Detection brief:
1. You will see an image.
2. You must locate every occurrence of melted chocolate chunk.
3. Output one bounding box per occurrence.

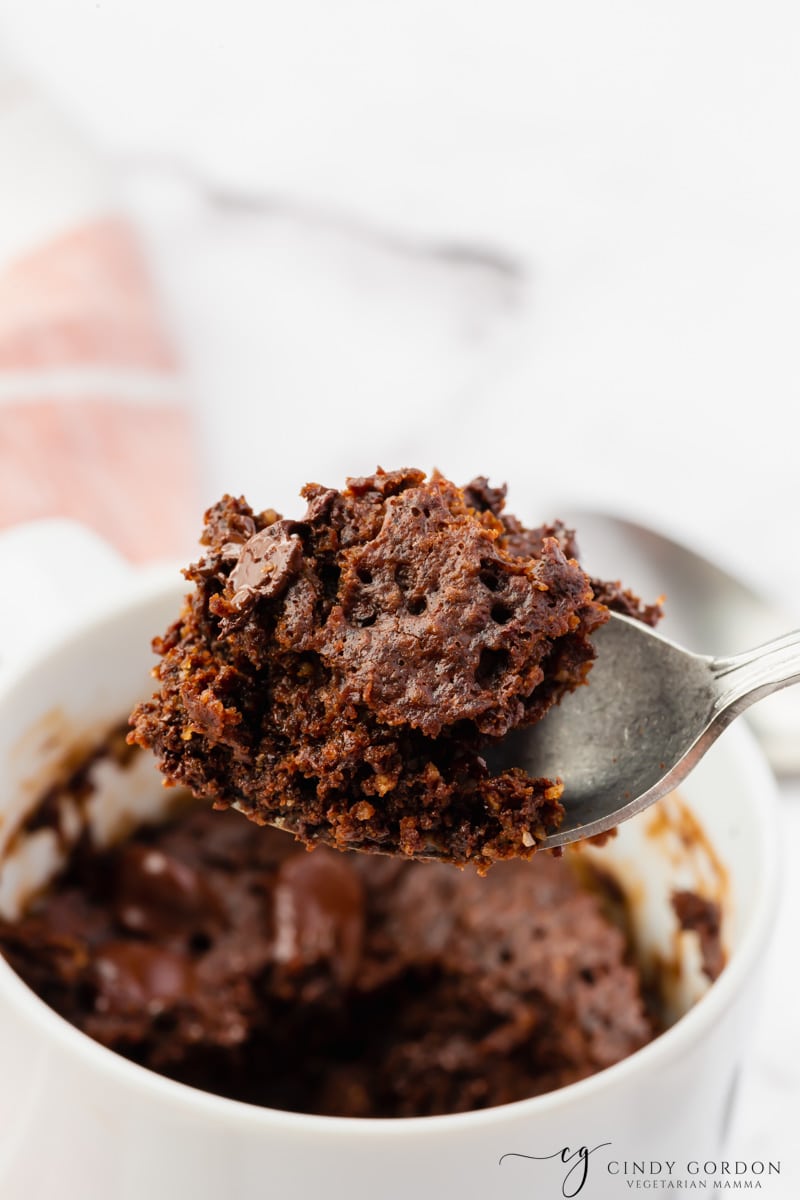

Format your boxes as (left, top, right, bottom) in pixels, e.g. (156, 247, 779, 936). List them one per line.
(92, 941, 197, 1012)
(273, 851, 365, 987)
(113, 843, 222, 938)
(228, 522, 304, 613)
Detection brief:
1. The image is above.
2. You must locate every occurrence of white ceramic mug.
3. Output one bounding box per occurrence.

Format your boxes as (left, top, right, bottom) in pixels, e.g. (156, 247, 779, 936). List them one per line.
(0, 522, 780, 1200)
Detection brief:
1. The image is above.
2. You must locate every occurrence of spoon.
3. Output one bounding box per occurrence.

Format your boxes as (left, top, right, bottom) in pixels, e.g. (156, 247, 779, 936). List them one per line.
(560, 508, 800, 775)
(491, 612, 800, 850)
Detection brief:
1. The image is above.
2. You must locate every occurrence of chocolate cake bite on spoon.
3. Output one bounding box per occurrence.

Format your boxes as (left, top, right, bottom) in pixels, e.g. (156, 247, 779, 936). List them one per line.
(130, 468, 661, 868)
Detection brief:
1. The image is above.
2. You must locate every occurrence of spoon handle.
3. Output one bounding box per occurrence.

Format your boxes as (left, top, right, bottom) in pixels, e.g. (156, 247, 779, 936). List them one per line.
(711, 628, 800, 717)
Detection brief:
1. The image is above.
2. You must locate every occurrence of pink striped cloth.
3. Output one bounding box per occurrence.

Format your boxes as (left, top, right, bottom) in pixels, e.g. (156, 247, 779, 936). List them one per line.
(0, 75, 197, 563)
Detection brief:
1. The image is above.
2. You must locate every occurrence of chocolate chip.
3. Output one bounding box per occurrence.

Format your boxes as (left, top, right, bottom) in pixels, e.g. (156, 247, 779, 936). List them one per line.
(93, 942, 196, 1012)
(114, 844, 222, 938)
(273, 850, 365, 986)
(228, 522, 303, 612)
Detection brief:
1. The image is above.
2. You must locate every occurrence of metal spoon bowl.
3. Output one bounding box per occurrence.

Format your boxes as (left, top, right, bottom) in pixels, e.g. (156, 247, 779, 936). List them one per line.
(560, 508, 800, 775)
(489, 612, 800, 850)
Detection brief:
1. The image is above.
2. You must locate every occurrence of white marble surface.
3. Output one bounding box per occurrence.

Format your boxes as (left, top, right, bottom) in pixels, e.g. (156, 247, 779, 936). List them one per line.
(1, 2, 799, 1189)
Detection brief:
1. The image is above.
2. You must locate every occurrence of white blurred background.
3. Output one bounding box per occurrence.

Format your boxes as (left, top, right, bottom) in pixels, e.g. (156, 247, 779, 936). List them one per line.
(2, 1, 799, 595)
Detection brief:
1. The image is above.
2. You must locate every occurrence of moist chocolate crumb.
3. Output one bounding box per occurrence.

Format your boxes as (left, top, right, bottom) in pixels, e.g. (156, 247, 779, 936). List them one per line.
(130, 469, 658, 869)
(0, 802, 654, 1116)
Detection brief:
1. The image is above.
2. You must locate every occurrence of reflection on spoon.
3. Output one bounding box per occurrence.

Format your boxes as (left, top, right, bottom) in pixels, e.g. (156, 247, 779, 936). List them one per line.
(488, 613, 800, 849)
(560, 509, 800, 776)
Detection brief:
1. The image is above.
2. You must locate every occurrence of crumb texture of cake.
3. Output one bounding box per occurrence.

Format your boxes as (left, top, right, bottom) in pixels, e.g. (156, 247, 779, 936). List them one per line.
(130, 468, 657, 868)
(0, 806, 654, 1117)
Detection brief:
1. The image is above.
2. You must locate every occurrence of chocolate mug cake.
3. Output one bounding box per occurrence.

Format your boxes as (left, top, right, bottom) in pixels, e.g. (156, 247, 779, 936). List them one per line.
(0, 739, 655, 1118)
(0, 471, 673, 1118)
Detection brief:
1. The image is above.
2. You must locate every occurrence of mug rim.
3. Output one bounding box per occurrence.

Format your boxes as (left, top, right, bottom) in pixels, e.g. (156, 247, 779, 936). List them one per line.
(0, 574, 782, 1141)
